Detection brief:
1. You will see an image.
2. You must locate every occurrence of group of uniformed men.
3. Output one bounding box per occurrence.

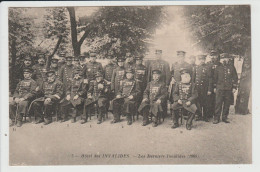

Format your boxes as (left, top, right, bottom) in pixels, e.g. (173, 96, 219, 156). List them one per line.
(9, 49, 238, 130)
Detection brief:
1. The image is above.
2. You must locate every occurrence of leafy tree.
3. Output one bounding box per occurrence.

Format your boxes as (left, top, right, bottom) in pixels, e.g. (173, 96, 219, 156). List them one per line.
(68, 6, 165, 58)
(183, 5, 251, 114)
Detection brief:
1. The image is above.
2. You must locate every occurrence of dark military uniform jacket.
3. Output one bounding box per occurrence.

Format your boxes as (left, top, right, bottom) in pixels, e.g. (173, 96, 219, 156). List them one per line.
(35, 79, 63, 102)
(192, 63, 213, 93)
(62, 78, 87, 107)
(13, 79, 37, 100)
(111, 66, 126, 94)
(88, 80, 110, 99)
(118, 78, 141, 101)
(82, 61, 103, 82)
(171, 61, 192, 82)
(172, 81, 198, 113)
(104, 63, 117, 82)
(32, 64, 47, 83)
(124, 62, 135, 70)
(134, 64, 147, 92)
(50, 66, 61, 81)
(59, 64, 74, 90)
(138, 80, 167, 114)
(147, 59, 171, 86)
(214, 64, 238, 91)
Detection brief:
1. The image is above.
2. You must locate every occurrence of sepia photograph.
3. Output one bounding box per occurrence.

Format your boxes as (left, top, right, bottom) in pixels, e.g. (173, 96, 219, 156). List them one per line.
(0, 1, 256, 168)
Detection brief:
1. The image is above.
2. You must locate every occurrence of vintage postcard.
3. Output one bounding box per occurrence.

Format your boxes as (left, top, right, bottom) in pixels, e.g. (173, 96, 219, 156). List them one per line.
(0, 0, 259, 172)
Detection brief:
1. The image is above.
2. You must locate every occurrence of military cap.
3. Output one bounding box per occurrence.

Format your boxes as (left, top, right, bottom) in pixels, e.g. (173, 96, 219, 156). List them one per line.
(89, 51, 97, 57)
(220, 53, 230, 59)
(73, 68, 82, 75)
(155, 49, 162, 54)
(45, 70, 56, 76)
(117, 57, 125, 62)
(23, 55, 32, 61)
(37, 53, 45, 59)
(126, 52, 131, 57)
(51, 57, 59, 63)
(66, 56, 73, 60)
(23, 68, 33, 73)
(197, 54, 207, 60)
(136, 55, 144, 60)
(152, 69, 162, 75)
(177, 50, 186, 55)
(125, 68, 134, 74)
(79, 55, 86, 60)
(73, 56, 80, 61)
(210, 49, 218, 56)
(180, 68, 191, 75)
(95, 71, 103, 78)
(59, 52, 66, 57)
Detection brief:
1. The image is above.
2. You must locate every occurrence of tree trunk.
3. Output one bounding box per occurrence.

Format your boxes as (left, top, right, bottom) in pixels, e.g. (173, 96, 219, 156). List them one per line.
(45, 35, 63, 70)
(235, 50, 251, 115)
(67, 7, 80, 57)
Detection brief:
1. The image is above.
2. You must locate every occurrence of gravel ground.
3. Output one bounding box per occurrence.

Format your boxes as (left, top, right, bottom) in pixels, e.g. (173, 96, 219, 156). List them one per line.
(9, 106, 251, 165)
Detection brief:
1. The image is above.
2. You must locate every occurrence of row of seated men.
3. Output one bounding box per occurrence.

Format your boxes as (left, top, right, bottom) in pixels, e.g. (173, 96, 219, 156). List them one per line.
(9, 49, 238, 130)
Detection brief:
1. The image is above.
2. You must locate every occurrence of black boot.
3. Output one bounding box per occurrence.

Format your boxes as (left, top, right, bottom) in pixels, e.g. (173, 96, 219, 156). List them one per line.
(171, 123, 179, 129)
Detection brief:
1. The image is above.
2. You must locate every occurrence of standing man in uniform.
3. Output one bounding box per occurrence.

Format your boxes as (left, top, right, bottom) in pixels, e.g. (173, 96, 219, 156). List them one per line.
(213, 53, 238, 124)
(147, 49, 171, 86)
(207, 49, 221, 118)
(30, 70, 63, 125)
(134, 55, 148, 92)
(82, 51, 103, 84)
(110, 68, 141, 125)
(9, 68, 37, 127)
(138, 69, 168, 127)
(49, 57, 60, 80)
(59, 56, 74, 94)
(58, 52, 66, 69)
(104, 54, 117, 83)
(124, 52, 135, 70)
(193, 55, 213, 122)
(79, 54, 87, 72)
(32, 53, 47, 86)
(111, 57, 126, 95)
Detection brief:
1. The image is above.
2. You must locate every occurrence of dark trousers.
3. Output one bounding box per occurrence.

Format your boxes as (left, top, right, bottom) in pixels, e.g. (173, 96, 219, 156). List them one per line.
(173, 109, 195, 125)
(9, 101, 29, 121)
(208, 92, 216, 118)
(60, 103, 83, 119)
(31, 101, 56, 121)
(112, 98, 136, 122)
(214, 90, 232, 121)
(196, 90, 210, 120)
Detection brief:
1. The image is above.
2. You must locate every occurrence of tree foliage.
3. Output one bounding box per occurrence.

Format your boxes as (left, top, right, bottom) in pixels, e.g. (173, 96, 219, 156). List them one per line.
(80, 6, 166, 58)
(9, 8, 35, 65)
(183, 5, 251, 57)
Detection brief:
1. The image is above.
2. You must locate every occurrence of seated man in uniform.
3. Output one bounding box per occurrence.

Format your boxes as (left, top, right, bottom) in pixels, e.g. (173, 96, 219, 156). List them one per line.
(30, 70, 63, 125)
(110, 68, 141, 125)
(138, 69, 167, 127)
(60, 69, 87, 123)
(84, 72, 110, 124)
(171, 68, 198, 130)
(9, 68, 37, 127)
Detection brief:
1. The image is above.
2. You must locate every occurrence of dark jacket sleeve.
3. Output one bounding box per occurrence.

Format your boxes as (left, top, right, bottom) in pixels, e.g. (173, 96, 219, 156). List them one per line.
(207, 65, 213, 92)
(111, 68, 116, 91)
(188, 83, 198, 103)
(213, 66, 219, 89)
(158, 83, 168, 101)
(132, 81, 141, 100)
(165, 62, 171, 86)
(87, 81, 94, 96)
(232, 65, 238, 89)
(55, 81, 64, 99)
(173, 82, 180, 102)
(66, 80, 72, 96)
(78, 81, 88, 97)
(143, 82, 150, 100)
(13, 81, 21, 98)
